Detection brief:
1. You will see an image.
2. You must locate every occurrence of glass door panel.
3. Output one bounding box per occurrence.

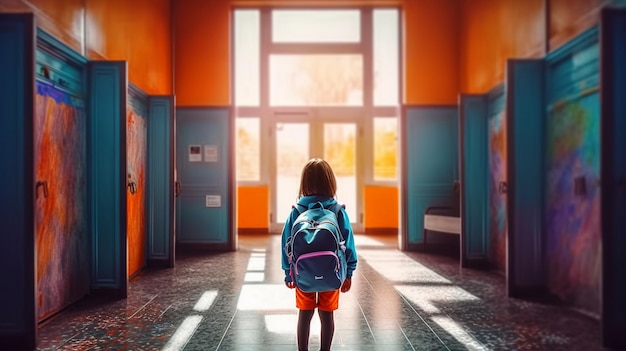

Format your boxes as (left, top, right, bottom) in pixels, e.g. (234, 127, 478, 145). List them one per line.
(323, 123, 357, 221)
(275, 122, 310, 227)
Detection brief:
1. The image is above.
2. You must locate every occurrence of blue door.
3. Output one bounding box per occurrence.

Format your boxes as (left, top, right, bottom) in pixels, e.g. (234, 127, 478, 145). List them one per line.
(176, 108, 234, 249)
(402, 106, 459, 250)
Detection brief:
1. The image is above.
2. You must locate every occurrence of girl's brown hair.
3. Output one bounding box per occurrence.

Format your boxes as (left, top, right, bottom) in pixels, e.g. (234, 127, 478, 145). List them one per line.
(298, 158, 337, 198)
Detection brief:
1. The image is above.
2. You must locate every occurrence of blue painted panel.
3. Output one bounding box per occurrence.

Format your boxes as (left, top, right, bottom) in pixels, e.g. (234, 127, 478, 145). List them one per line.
(89, 61, 127, 295)
(459, 95, 489, 266)
(506, 60, 546, 296)
(486, 84, 508, 272)
(0, 13, 36, 349)
(600, 7, 626, 347)
(544, 26, 601, 314)
(404, 106, 459, 247)
(176, 108, 231, 245)
(147, 96, 174, 264)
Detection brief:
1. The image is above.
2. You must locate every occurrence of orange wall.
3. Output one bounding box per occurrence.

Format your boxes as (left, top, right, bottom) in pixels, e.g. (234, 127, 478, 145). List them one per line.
(459, 0, 545, 94)
(0, 0, 172, 95)
(174, 0, 231, 106)
(364, 186, 398, 229)
(549, 0, 606, 51)
(85, 0, 172, 94)
(459, 0, 609, 94)
(237, 185, 398, 231)
(403, 0, 460, 105)
(237, 186, 268, 229)
(174, 0, 460, 106)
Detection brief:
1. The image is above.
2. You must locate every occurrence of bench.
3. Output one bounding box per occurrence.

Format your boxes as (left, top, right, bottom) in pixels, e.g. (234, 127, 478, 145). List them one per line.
(423, 206, 461, 248)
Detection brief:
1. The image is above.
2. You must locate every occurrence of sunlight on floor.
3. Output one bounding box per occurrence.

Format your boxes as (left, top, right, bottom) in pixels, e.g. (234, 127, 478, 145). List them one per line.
(163, 290, 219, 351)
(161, 315, 203, 351)
(193, 290, 218, 312)
(359, 245, 486, 351)
(237, 284, 295, 311)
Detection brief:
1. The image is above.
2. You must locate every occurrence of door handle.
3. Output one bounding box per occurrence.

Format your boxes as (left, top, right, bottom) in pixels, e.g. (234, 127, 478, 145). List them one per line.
(36, 180, 49, 199)
(175, 181, 181, 197)
(127, 174, 137, 195)
(498, 181, 507, 194)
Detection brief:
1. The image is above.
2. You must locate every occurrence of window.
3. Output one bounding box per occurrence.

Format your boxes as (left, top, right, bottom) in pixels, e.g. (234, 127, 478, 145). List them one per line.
(272, 10, 361, 43)
(373, 117, 397, 180)
(236, 118, 260, 181)
(270, 54, 363, 106)
(373, 9, 399, 106)
(235, 10, 260, 106)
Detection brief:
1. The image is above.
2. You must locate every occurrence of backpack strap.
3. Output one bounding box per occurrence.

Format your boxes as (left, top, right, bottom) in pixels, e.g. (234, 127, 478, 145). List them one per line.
(292, 203, 307, 215)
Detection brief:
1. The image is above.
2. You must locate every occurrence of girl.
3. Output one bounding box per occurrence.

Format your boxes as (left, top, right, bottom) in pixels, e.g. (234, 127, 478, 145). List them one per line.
(281, 158, 358, 351)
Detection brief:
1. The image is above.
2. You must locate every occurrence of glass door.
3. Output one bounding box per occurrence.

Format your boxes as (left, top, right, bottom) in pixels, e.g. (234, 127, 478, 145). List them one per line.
(271, 115, 362, 233)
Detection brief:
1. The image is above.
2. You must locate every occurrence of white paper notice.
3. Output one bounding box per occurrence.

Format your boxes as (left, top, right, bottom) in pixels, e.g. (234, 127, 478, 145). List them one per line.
(205, 195, 221, 207)
(204, 145, 218, 162)
(189, 145, 202, 162)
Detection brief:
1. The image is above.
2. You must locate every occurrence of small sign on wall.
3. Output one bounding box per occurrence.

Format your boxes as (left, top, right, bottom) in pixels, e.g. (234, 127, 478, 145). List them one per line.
(204, 145, 218, 162)
(205, 195, 221, 207)
(189, 145, 202, 162)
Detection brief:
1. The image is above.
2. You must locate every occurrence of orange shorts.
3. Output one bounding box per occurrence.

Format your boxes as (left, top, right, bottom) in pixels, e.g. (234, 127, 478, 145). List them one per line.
(295, 288, 339, 311)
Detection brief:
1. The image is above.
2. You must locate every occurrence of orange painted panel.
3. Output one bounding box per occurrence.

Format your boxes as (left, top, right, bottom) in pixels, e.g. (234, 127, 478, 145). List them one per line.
(459, 0, 544, 94)
(85, 0, 172, 94)
(0, 0, 83, 53)
(404, 0, 460, 105)
(549, 0, 603, 51)
(174, 0, 231, 106)
(364, 186, 398, 229)
(237, 186, 269, 229)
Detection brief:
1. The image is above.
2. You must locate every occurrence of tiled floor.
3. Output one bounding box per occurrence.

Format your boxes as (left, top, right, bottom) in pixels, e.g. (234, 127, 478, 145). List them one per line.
(35, 234, 606, 350)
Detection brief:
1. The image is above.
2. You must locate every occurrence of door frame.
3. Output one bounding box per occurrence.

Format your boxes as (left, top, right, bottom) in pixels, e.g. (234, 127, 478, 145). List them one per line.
(268, 107, 365, 233)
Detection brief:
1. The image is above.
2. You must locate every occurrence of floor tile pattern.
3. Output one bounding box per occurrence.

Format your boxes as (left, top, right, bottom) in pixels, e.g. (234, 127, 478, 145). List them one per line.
(33, 234, 605, 351)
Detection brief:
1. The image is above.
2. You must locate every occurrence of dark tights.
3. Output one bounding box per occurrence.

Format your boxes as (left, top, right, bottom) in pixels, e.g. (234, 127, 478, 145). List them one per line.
(297, 309, 335, 351)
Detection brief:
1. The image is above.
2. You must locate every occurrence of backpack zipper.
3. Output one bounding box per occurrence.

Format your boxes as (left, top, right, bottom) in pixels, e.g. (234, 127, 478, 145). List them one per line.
(294, 251, 339, 276)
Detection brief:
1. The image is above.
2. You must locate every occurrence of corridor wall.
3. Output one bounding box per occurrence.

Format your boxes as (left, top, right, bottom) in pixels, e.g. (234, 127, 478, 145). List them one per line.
(459, 95, 488, 268)
(486, 85, 507, 274)
(175, 107, 235, 250)
(89, 61, 128, 296)
(544, 27, 601, 317)
(0, 13, 37, 349)
(599, 7, 626, 347)
(402, 106, 459, 251)
(35, 30, 90, 323)
(127, 84, 148, 278)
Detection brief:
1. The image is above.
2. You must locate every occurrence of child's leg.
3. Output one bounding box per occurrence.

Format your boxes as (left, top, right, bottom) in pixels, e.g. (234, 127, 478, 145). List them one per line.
(297, 309, 315, 351)
(318, 310, 335, 351)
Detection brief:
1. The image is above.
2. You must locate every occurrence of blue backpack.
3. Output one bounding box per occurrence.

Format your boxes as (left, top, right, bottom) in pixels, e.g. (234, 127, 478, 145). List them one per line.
(286, 202, 348, 293)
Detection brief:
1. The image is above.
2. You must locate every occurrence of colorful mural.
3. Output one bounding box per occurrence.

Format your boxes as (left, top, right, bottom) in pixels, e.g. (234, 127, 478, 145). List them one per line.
(545, 93, 601, 316)
(127, 104, 147, 278)
(488, 110, 507, 273)
(35, 81, 89, 321)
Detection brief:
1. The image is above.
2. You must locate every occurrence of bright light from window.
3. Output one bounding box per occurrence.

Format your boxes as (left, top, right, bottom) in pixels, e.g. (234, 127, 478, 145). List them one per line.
(264, 314, 298, 334)
(161, 316, 203, 351)
(235, 10, 260, 106)
(374, 9, 399, 106)
(374, 117, 398, 180)
(236, 117, 260, 181)
(193, 291, 218, 312)
(270, 55, 363, 106)
(237, 285, 295, 311)
(272, 10, 360, 43)
(358, 247, 487, 350)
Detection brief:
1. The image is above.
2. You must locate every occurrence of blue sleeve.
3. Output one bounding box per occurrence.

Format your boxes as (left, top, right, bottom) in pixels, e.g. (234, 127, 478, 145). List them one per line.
(281, 209, 297, 280)
(338, 208, 358, 278)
